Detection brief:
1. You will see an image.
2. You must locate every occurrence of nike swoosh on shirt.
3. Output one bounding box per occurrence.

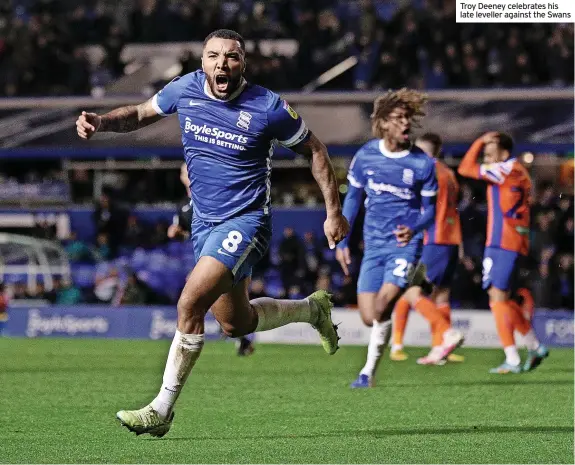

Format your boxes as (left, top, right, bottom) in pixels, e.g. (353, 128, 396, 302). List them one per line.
(189, 100, 203, 106)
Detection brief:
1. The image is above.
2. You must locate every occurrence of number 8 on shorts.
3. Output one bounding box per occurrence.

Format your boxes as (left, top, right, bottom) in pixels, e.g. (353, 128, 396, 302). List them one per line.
(222, 231, 243, 253)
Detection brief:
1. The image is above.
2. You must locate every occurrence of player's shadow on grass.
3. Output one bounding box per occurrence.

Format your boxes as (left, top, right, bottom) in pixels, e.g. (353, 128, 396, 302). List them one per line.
(553, 368, 575, 374)
(393, 379, 573, 387)
(160, 425, 573, 441)
(357, 425, 574, 438)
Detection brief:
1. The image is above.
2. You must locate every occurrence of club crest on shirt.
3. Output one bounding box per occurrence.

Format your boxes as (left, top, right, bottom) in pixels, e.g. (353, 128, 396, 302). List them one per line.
(236, 111, 252, 131)
(283, 100, 298, 120)
(402, 169, 414, 186)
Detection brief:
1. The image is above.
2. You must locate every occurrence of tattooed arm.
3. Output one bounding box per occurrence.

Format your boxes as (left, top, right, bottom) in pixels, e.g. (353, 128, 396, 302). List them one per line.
(292, 131, 349, 248)
(76, 99, 163, 139)
(292, 132, 342, 216)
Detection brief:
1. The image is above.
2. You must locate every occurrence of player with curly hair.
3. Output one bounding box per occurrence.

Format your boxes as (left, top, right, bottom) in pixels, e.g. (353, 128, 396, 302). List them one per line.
(336, 89, 465, 387)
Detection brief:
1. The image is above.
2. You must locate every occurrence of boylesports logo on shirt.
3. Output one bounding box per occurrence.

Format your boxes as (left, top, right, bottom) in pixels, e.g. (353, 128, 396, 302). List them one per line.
(367, 178, 413, 200)
(184, 117, 248, 151)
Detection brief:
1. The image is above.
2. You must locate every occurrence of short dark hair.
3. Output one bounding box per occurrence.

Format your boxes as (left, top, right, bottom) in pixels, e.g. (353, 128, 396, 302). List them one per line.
(418, 132, 442, 152)
(203, 29, 245, 53)
(497, 132, 514, 153)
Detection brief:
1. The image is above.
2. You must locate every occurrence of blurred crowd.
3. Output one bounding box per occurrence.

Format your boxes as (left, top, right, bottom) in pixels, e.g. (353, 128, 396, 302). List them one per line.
(0, 0, 573, 96)
(4, 179, 574, 310)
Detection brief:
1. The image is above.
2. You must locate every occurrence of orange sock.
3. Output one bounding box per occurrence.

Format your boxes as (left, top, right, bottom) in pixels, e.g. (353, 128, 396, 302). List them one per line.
(507, 300, 532, 336)
(430, 303, 452, 347)
(516, 288, 535, 320)
(437, 303, 451, 326)
(392, 297, 410, 347)
(414, 297, 450, 338)
(430, 320, 443, 347)
(490, 301, 516, 347)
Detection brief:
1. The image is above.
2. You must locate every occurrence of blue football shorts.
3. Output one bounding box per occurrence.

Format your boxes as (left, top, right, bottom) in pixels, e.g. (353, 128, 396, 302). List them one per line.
(421, 244, 459, 287)
(357, 242, 422, 293)
(192, 210, 271, 284)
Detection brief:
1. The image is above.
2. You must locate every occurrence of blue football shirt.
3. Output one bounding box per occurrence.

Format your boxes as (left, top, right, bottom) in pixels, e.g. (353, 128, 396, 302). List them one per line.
(344, 139, 438, 248)
(153, 70, 310, 222)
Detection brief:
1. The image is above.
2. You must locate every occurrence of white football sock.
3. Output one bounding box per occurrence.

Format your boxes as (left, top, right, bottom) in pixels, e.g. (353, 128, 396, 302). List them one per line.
(391, 344, 403, 352)
(360, 319, 392, 378)
(522, 329, 540, 351)
(504, 345, 521, 366)
(150, 330, 204, 419)
(252, 297, 317, 332)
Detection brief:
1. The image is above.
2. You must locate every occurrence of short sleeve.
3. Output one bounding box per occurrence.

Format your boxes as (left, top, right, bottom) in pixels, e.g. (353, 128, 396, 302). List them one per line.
(347, 152, 365, 188)
(267, 95, 310, 147)
(151, 77, 184, 116)
(420, 158, 438, 197)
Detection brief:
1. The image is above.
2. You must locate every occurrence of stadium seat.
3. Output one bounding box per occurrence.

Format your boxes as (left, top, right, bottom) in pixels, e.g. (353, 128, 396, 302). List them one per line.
(183, 256, 196, 270)
(264, 268, 280, 280)
(117, 246, 133, 258)
(162, 269, 185, 301)
(322, 248, 336, 262)
(266, 278, 285, 298)
(136, 270, 165, 293)
(269, 245, 280, 266)
(166, 241, 185, 257)
(114, 257, 130, 268)
(130, 248, 148, 269)
(94, 262, 112, 279)
(71, 265, 97, 289)
(331, 272, 345, 288)
(3, 273, 28, 284)
(183, 240, 195, 254)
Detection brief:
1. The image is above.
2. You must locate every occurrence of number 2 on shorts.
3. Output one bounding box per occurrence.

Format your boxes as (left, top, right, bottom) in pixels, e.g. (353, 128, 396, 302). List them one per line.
(393, 258, 412, 278)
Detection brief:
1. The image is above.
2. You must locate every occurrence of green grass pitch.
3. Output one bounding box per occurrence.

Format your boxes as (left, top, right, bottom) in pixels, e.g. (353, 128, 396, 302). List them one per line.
(1, 338, 573, 464)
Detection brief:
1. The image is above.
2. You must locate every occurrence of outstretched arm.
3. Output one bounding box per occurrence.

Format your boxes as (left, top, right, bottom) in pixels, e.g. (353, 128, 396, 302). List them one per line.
(76, 99, 164, 139)
(100, 99, 164, 133)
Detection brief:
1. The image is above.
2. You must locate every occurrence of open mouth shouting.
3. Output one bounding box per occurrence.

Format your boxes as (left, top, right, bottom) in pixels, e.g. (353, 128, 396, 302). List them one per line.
(215, 74, 230, 93)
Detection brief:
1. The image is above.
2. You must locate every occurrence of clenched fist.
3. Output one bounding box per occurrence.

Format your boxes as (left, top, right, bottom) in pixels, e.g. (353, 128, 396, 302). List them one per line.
(324, 212, 350, 250)
(76, 111, 102, 139)
(393, 224, 414, 247)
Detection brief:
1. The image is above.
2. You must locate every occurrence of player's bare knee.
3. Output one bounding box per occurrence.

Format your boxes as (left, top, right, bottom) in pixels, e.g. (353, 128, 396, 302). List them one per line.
(177, 311, 205, 334)
(358, 294, 376, 326)
(374, 294, 393, 322)
(402, 286, 422, 305)
(219, 321, 235, 337)
(176, 292, 194, 316)
(360, 314, 373, 327)
(488, 286, 508, 302)
(176, 294, 207, 333)
(219, 322, 249, 338)
(434, 286, 450, 305)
